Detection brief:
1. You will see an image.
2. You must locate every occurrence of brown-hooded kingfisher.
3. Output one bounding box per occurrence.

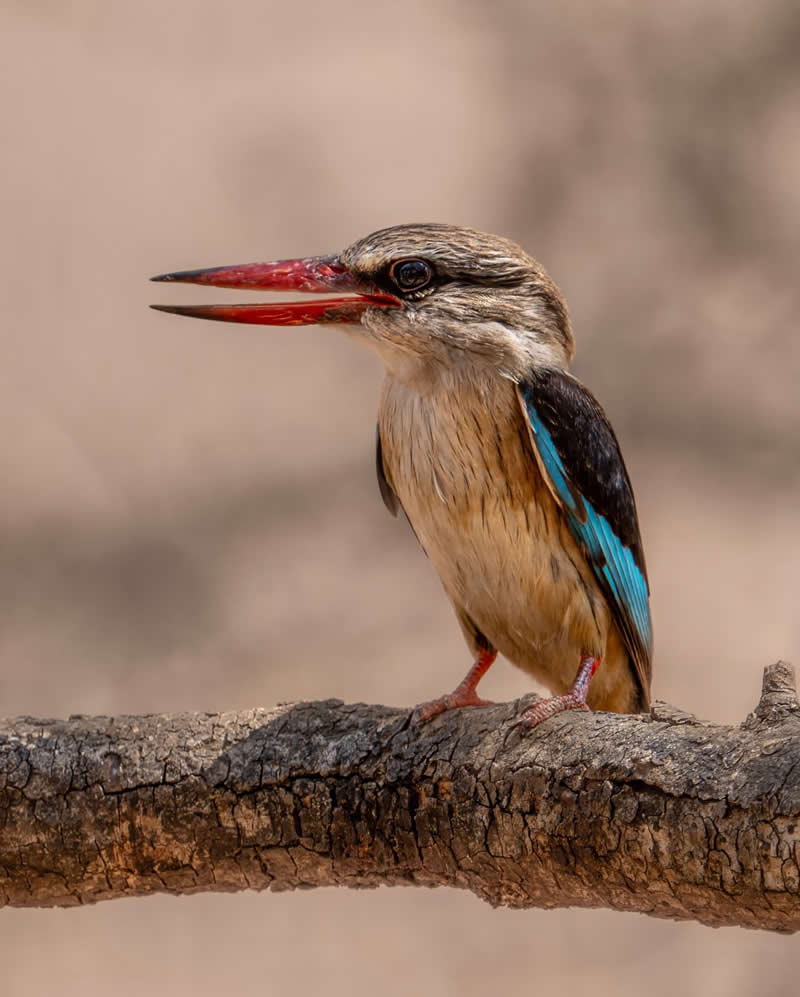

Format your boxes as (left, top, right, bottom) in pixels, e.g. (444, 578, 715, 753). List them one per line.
(151, 224, 653, 726)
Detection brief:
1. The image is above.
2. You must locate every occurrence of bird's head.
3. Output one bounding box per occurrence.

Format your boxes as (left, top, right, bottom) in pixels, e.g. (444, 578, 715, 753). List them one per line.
(152, 224, 574, 386)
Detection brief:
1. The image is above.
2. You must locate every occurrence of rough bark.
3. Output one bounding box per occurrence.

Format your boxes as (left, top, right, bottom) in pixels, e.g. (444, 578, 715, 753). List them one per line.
(1, 662, 800, 932)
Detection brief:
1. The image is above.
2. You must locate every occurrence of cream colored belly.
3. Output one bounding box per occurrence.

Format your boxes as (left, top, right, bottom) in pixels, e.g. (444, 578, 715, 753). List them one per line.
(404, 470, 612, 692)
(379, 374, 633, 709)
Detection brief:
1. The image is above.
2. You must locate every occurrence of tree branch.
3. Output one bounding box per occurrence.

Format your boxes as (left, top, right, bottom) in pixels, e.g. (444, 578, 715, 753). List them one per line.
(2, 662, 799, 932)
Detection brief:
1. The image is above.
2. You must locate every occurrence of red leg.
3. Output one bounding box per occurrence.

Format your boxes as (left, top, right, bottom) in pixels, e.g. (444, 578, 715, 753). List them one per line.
(416, 648, 497, 720)
(515, 654, 601, 728)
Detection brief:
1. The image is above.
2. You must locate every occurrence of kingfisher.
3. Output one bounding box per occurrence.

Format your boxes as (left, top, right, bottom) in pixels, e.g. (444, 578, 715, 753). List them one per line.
(151, 224, 652, 726)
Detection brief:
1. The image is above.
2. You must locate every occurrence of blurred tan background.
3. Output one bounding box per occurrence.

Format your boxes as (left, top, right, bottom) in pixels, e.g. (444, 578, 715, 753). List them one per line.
(1, 1, 799, 994)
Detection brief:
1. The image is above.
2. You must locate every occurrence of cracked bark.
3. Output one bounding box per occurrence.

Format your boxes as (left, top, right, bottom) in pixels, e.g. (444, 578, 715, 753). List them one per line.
(2, 662, 800, 933)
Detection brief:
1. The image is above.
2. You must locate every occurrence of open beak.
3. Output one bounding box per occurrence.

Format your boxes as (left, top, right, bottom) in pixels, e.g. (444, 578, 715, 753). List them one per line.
(150, 256, 400, 325)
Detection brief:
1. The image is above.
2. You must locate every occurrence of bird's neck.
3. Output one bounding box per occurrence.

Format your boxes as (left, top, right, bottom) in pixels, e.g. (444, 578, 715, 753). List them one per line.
(358, 310, 572, 391)
(381, 362, 503, 413)
(374, 341, 538, 399)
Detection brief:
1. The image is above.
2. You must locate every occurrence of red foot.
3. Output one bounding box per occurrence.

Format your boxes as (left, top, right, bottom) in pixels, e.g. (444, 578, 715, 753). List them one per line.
(514, 654, 601, 730)
(416, 649, 497, 721)
(516, 691, 589, 727)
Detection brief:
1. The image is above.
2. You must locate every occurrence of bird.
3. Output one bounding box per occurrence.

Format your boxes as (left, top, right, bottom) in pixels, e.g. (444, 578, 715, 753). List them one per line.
(151, 223, 653, 726)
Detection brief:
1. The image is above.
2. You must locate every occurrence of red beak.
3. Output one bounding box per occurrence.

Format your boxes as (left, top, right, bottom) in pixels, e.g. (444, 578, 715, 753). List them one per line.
(150, 256, 400, 325)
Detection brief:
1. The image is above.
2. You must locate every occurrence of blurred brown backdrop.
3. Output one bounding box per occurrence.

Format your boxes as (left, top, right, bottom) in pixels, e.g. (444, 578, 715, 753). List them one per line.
(2, 1, 799, 994)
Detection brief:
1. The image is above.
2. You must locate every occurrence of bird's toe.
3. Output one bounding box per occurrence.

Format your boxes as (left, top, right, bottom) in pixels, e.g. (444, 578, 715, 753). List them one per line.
(513, 693, 590, 730)
(415, 690, 494, 722)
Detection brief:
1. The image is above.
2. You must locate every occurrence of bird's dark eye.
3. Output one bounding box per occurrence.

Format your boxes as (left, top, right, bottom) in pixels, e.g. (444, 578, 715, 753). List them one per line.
(389, 258, 433, 292)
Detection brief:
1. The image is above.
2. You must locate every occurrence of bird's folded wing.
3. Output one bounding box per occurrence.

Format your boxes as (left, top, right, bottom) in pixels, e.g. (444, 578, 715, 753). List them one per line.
(516, 368, 652, 698)
(376, 423, 400, 516)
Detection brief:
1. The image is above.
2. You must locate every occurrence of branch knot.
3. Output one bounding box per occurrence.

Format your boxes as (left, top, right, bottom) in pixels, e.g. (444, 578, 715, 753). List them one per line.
(747, 660, 799, 725)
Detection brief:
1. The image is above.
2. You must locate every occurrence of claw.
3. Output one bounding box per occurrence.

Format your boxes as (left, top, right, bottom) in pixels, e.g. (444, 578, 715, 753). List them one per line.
(514, 692, 590, 729)
(417, 688, 494, 721)
(509, 653, 601, 733)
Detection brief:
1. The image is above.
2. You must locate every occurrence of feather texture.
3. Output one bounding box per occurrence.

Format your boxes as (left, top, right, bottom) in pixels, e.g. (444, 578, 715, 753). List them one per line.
(378, 372, 648, 713)
(517, 368, 652, 699)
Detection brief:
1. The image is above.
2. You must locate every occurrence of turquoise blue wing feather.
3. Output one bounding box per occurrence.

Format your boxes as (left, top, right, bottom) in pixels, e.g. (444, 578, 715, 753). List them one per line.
(518, 369, 652, 695)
